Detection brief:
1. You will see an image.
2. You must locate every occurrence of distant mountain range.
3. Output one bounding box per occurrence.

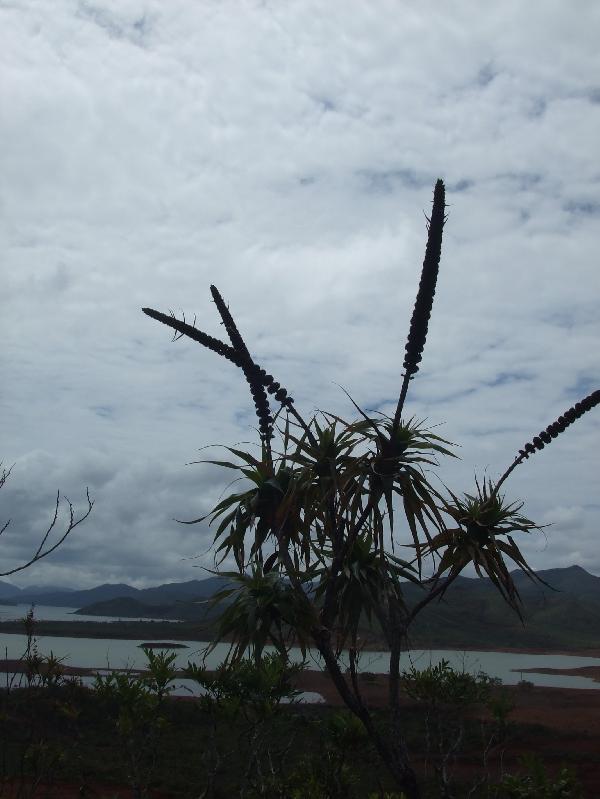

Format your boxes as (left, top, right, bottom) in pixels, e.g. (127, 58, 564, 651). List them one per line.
(404, 565, 600, 651)
(0, 576, 228, 616)
(2, 566, 600, 651)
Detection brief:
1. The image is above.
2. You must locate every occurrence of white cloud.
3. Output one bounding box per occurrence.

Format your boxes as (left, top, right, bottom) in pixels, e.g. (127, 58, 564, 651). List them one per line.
(1, 1, 598, 587)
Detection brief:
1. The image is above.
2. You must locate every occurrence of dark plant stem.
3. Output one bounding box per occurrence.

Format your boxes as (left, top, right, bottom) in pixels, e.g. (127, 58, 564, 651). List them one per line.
(387, 593, 407, 776)
(321, 494, 377, 631)
(312, 628, 420, 799)
(492, 453, 526, 496)
(406, 570, 462, 626)
(272, 522, 420, 796)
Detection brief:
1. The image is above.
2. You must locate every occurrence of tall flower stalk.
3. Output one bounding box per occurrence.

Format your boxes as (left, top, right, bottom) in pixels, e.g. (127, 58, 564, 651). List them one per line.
(392, 178, 446, 435)
(495, 389, 600, 494)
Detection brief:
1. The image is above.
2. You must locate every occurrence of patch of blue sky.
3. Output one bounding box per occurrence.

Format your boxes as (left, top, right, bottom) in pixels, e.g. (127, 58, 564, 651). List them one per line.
(162, 347, 189, 363)
(483, 372, 534, 389)
(541, 309, 576, 329)
(92, 405, 114, 419)
(177, 401, 208, 413)
(448, 179, 474, 193)
(564, 376, 598, 401)
(494, 172, 543, 192)
(563, 199, 600, 217)
(310, 95, 336, 112)
(586, 87, 600, 104)
(517, 208, 531, 224)
(527, 97, 547, 118)
(419, 387, 478, 405)
(466, 424, 523, 437)
(132, 15, 150, 36)
(476, 63, 497, 88)
(234, 409, 253, 428)
(357, 168, 429, 195)
(77, 2, 150, 46)
(361, 399, 398, 416)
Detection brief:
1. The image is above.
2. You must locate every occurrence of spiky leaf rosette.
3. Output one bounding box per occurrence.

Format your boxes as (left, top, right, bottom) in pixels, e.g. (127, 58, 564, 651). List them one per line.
(339, 392, 453, 572)
(393, 179, 446, 430)
(418, 478, 546, 619)
(202, 563, 316, 665)
(311, 531, 419, 653)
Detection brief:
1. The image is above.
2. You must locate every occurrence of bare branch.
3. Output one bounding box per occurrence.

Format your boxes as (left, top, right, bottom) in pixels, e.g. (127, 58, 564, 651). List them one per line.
(0, 486, 93, 577)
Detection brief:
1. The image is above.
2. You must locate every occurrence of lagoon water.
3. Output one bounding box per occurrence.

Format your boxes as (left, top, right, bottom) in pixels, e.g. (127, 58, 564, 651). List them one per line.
(2, 605, 600, 691)
(0, 603, 177, 624)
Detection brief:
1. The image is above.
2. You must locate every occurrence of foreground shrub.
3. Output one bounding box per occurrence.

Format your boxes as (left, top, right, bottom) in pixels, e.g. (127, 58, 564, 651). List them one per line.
(497, 754, 583, 799)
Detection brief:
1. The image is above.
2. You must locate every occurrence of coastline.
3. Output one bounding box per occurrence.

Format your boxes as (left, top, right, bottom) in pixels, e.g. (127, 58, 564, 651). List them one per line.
(516, 665, 600, 683)
(421, 645, 600, 658)
(2, 658, 600, 686)
(2, 618, 600, 659)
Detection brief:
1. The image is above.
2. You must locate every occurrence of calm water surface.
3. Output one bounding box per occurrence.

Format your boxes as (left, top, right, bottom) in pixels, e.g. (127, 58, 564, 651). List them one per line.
(1, 605, 599, 691)
(0, 603, 177, 624)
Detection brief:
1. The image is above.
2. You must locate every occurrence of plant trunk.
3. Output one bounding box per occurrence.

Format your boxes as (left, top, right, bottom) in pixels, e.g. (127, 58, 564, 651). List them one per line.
(313, 629, 421, 799)
(362, 714, 421, 799)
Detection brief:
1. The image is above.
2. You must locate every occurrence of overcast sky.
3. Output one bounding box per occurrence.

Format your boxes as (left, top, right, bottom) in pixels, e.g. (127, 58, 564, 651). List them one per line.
(1, 1, 599, 589)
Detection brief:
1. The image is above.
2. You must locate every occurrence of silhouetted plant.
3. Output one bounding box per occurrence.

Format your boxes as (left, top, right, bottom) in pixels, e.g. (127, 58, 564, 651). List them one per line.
(0, 462, 93, 577)
(94, 647, 178, 799)
(144, 181, 598, 799)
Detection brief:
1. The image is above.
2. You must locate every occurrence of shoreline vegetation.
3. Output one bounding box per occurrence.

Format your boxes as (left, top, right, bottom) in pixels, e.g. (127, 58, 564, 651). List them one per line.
(1, 656, 600, 689)
(0, 659, 600, 708)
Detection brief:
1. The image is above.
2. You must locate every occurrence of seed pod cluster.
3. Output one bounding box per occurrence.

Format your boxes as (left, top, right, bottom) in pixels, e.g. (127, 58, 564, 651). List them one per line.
(146, 289, 297, 444)
(519, 389, 600, 458)
(210, 285, 251, 359)
(250, 365, 294, 407)
(402, 179, 446, 379)
(247, 380, 273, 438)
(209, 286, 275, 442)
(142, 307, 245, 367)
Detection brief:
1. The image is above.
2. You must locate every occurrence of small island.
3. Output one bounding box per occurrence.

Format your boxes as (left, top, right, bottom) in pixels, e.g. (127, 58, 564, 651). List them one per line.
(138, 641, 189, 649)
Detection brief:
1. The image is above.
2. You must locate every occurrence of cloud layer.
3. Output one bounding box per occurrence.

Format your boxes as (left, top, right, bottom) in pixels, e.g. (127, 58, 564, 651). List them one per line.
(1, 1, 599, 587)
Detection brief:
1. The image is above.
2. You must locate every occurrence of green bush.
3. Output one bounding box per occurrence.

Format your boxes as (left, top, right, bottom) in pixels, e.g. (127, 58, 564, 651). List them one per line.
(497, 755, 582, 798)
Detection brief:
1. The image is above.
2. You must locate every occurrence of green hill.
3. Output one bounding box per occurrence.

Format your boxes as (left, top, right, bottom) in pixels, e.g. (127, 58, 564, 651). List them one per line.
(69, 565, 600, 652)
